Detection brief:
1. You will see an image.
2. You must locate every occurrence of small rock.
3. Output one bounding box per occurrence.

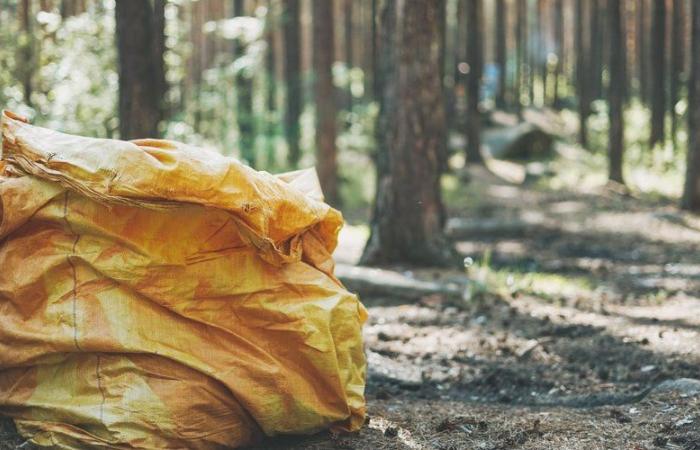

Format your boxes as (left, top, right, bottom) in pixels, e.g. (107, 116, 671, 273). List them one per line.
(436, 418, 456, 432)
(610, 409, 632, 424)
(674, 416, 695, 428)
(652, 378, 700, 397)
(375, 389, 391, 400)
(653, 436, 668, 447)
(377, 332, 391, 342)
(384, 426, 398, 438)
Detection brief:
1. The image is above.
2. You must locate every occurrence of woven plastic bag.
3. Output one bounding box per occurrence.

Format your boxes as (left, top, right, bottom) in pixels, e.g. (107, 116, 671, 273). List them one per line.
(0, 110, 367, 449)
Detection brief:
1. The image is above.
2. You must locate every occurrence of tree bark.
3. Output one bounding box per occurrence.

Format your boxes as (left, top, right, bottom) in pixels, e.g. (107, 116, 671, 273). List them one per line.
(515, 0, 525, 116)
(153, 0, 167, 115)
(343, 0, 353, 112)
(465, 0, 484, 165)
(18, 0, 33, 107)
(60, 0, 83, 18)
(437, 0, 449, 173)
(361, 0, 455, 267)
(370, 0, 379, 101)
(115, 0, 164, 139)
(682, 0, 700, 211)
(670, 0, 685, 147)
(553, 0, 564, 108)
(589, 0, 603, 101)
(313, 0, 339, 206)
(233, 0, 256, 167)
(265, 0, 278, 167)
(527, 2, 535, 106)
(282, 0, 302, 167)
(637, 0, 649, 104)
(649, 0, 666, 148)
(608, 0, 625, 184)
(495, 0, 507, 108)
(575, 0, 589, 147)
(537, 0, 547, 106)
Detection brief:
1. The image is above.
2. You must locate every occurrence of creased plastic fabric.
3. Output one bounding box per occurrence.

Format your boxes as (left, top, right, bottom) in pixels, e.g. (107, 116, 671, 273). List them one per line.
(0, 110, 367, 449)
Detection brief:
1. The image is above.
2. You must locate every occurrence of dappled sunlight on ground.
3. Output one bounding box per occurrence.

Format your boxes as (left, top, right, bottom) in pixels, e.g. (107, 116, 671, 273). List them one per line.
(315, 150, 700, 449)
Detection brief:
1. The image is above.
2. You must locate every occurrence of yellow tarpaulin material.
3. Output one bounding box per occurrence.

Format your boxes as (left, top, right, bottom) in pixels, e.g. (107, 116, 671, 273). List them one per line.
(0, 110, 367, 449)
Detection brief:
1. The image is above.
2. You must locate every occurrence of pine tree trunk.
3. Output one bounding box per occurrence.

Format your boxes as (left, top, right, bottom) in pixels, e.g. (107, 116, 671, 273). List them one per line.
(313, 0, 339, 206)
(649, 0, 666, 148)
(265, 0, 278, 167)
(527, 4, 535, 106)
(465, 0, 484, 165)
(437, 0, 449, 173)
(361, 0, 455, 267)
(189, 0, 205, 131)
(282, 0, 302, 167)
(343, 0, 353, 112)
(670, 0, 685, 147)
(153, 0, 167, 116)
(589, 0, 602, 101)
(495, 0, 507, 108)
(637, 0, 649, 103)
(60, 0, 76, 18)
(370, 0, 379, 101)
(18, 0, 33, 107)
(115, 0, 163, 139)
(515, 0, 525, 116)
(233, 0, 256, 167)
(608, 0, 625, 184)
(538, 0, 547, 106)
(553, 0, 564, 108)
(682, 0, 700, 211)
(575, 0, 589, 147)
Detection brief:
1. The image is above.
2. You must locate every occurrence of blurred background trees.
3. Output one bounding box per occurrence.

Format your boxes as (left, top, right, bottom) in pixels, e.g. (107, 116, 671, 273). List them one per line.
(1, 0, 699, 263)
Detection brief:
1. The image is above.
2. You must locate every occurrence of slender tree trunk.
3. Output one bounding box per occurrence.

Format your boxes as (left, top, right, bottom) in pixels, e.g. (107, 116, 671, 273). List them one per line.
(343, 0, 353, 112)
(361, 0, 454, 267)
(370, 0, 379, 101)
(18, 0, 33, 107)
(189, 0, 205, 131)
(682, 0, 700, 210)
(537, 0, 547, 106)
(233, 0, 256, 166)
(153, 0, 167, 116)
(649, 0, 666, 148)
(527, 4, 535, 106)
(115, 0, 163, 139)
(495, 0, 507, 108)
(589, 0, 603, 101)
(266, 0, 278, 167)
(313, 0, 339, 206)
(515, 0, 525, 116)
(465, 0, 484, 165)
(575, 0, 589, 147)
(608, 0, 625, 184)
(553, 0, 564, 108)
(282, 0, 302, 167)
(637, 0, 649, 103)
(437, 0, 449, 173)
(670, 0, 685, 147)
(60, 0, 76, 18)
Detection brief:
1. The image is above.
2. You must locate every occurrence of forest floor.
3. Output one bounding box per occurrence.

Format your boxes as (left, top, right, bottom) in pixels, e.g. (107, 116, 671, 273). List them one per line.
(2, 142, 700, 450)
(259, 144, 700, 449)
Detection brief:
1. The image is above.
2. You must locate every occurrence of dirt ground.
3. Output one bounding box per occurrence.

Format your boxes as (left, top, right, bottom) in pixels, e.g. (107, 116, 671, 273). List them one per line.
(257, 148, 700, 449)
(2, 146, 700, 449)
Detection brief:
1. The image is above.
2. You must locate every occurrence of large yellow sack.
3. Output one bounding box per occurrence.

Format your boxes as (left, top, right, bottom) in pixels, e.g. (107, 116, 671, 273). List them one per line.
(0, 110, 367, 449)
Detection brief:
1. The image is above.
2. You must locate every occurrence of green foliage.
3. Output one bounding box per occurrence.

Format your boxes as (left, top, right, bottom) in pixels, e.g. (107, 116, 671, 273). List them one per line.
(2, 5, 118, 137)
(579, 99, 687, 198)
